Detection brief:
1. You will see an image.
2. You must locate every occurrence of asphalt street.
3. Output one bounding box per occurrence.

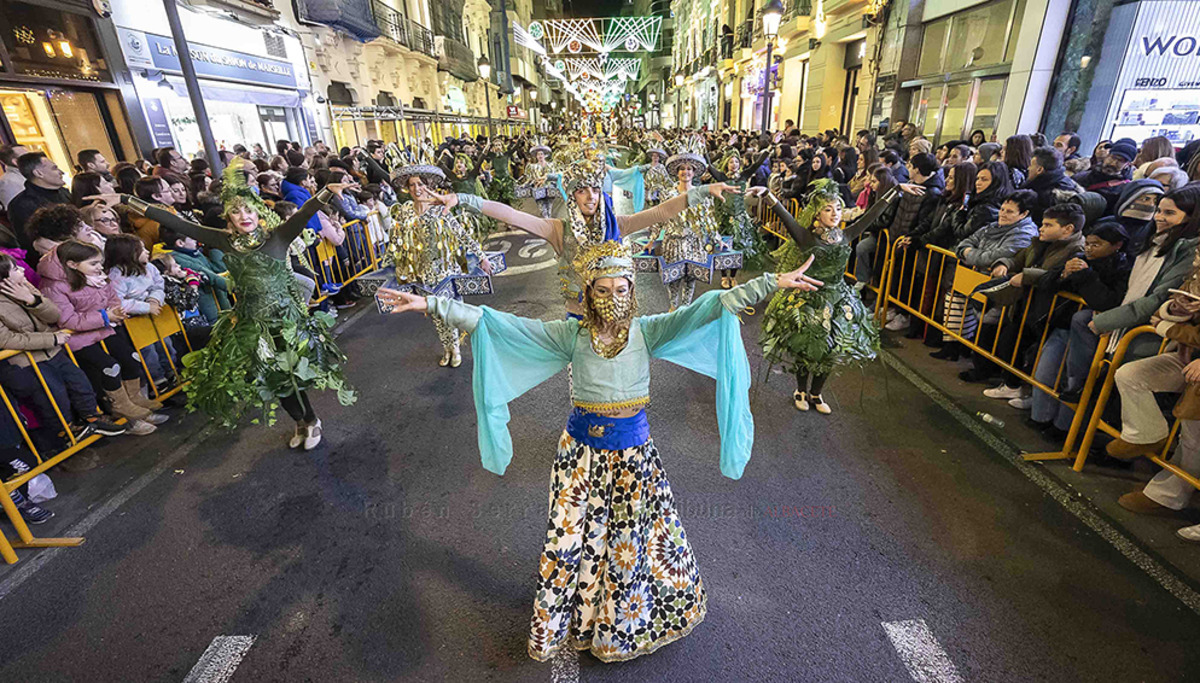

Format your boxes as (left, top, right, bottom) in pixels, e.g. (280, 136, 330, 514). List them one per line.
(0, 235, 1198, 682)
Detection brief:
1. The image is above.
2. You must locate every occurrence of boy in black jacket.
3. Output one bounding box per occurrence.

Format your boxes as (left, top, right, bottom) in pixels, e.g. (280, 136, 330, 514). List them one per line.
(1027, 218, 1131, 436)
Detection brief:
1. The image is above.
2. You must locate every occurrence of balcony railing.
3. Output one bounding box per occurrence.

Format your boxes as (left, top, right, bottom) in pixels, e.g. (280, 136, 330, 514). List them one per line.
(736, 20, 752, 49)
(371, 0, 436, 58)
(720, 34, 734, 60)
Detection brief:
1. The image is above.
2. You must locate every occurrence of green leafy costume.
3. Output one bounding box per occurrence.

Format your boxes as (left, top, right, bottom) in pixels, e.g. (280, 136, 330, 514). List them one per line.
(122, 167, 355, 427)
(761, 180, 881, 376)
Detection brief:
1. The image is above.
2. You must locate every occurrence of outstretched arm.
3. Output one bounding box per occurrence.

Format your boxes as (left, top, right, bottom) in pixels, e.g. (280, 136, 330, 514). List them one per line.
(265, 186, 340, 258)
(742, 150, 770, 183)
(844, 187, 901, 241)
(446, 192, 563, 253)
(762, 192, 817, 250)
(616, 183, 741, 236)
(121, 196, 234, 252)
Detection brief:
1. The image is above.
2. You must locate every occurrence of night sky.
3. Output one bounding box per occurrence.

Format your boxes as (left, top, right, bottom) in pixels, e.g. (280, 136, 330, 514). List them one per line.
(561, 0, 631, 18)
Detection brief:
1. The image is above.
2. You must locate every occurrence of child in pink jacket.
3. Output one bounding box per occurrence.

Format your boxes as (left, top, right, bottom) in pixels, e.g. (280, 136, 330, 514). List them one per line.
(37, 240, 165, 433)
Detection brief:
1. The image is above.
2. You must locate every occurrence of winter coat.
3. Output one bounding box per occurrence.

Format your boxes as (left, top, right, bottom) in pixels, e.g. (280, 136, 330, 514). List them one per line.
(996, 231, 1087, 280)
(1072, 166, 1133, 214)
(0, 291, 63, 366)
(1092, 237, 1200, 334)
(108, 266, 165, 315)
(1049, 250, 1132, 314)
(955, 216, 1038, 269)
(36, 245, 119, 351)
(156, 245, 230, 324)
(1022, 167, 1080, 224)
(6, 181, 71, 253)
(281, 181, 322, 236)
(914, 195, 969, 249)
(0, 248, 39, 287)
(129, 205, 177, 251)
(885, 172, 945, 238)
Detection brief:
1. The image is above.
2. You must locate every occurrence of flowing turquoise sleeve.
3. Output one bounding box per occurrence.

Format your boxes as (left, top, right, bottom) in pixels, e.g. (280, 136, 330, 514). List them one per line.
(638, 275, 778, 480)
(610, 166, 645, 213)
(464, 307, 576, 475)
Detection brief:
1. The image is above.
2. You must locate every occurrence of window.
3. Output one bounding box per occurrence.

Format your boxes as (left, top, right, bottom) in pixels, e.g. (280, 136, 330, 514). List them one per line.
(939, 81, 972, 142)
(1, 2, 110, 82)
(917, 18, 950, 77)
(970, 77, 1007, 140)
(917, 0, 1021, 78)
(943, 0, 1015, 72)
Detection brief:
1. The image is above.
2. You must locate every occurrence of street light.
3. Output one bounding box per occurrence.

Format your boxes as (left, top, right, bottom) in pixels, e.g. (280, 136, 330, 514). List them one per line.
(529, 89, 538, 132)
(478, 55, 494, 138)
(760, 0, 784, 134)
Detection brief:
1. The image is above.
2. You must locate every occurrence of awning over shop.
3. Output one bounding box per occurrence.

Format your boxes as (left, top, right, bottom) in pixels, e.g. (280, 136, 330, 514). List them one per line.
(295, 0, 381, 43)
(162, 78, 303, 107)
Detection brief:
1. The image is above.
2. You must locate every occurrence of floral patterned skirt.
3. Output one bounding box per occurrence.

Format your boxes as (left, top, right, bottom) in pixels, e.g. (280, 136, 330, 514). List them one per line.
(528, 432, 707, 663)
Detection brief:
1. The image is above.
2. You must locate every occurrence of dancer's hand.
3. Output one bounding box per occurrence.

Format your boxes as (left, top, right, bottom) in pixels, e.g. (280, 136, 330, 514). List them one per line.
(706, 183, 742, 200)
(377, 288, 427, 314)
(776, 255, 823, 292)
(899, 183, 926, 196)
(480, 257, 494, 275)
(419, 187, 458, 209)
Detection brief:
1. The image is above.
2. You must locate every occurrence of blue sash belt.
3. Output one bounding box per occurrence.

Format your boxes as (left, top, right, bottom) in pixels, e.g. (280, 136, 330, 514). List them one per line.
(565, 408, 650, 451)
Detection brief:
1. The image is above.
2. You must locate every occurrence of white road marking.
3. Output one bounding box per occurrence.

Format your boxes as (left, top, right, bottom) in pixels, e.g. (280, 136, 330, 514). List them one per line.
(549, 648, 579, 683)
(883, 352, 1200, 616)
(182, 635, 256, 683)
(0, 306, 374, 600)
(882, 620, 963, 683)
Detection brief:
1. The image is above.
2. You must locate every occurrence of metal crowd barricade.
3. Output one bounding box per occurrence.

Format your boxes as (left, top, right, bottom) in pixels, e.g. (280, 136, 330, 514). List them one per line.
(0, 306, 193, 564)
(308, 218, 384, 306)
(879, 241, 1116, 459)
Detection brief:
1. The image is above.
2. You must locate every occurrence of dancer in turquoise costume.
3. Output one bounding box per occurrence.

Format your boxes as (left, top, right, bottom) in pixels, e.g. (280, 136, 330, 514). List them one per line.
(377, 240, 821, 663)
(761, 179, 890, 415)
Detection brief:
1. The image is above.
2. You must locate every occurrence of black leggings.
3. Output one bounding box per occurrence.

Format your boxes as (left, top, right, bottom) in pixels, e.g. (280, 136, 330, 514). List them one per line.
(73, 329, 143, 394)
(279, 391, 316, 424)
(721, 268, 740, 278)
(796, 371, 829, 396)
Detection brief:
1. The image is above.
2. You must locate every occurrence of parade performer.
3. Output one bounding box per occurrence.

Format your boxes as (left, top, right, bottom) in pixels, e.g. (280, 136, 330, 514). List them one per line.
(707, 150, 771, 287)
(443, 157, 741, 318)
(484, 138, 516, 206)
(641, 145, 672, 206)
(377, 241, 822, 663)
(516, 139, 558, 218)
(387, 155, 494, 368)
(657, 137, 725, 310)
(760, 179, 886, 414)
(101, 161, 356, 447)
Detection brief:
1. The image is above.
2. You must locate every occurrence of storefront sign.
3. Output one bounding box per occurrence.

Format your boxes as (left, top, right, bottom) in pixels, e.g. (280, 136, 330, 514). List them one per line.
(506, 105, 524, 118)
(117, 27, 297, 88)
(142, 97, 176, 148)
(1082, 0, 1200, 146)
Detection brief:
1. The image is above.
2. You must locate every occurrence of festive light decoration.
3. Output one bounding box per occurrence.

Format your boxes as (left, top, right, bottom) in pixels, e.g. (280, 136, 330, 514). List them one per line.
(520, 17, 662, 55)
(562, 57, 641, 82)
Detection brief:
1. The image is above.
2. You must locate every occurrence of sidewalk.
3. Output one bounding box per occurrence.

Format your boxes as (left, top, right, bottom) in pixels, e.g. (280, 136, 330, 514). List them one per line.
(883, 329, 1200, 589)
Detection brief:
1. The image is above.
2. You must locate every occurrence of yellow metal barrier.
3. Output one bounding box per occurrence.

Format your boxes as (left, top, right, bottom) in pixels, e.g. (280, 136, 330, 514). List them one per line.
(0, 306, 193, 564)
(308, 216, 386, 306)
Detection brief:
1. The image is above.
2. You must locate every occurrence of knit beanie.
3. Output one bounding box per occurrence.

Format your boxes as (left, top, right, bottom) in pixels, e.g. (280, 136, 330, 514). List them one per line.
(1108, 140, 1138, 162)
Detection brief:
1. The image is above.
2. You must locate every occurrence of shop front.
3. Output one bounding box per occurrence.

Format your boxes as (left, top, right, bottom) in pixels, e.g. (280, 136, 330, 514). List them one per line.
(0, 0, 140, 177)
(1076, 0, 1200, 151)
(112, 2, 316, 157)
(901, 0, 1026, 144)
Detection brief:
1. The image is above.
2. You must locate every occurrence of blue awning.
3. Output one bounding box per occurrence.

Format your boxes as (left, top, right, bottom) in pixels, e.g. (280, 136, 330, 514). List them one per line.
(295, 0, 382, 43)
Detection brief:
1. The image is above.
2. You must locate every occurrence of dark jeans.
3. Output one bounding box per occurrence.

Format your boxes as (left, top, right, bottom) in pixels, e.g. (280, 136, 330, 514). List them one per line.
(0, 353, 98, 426)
